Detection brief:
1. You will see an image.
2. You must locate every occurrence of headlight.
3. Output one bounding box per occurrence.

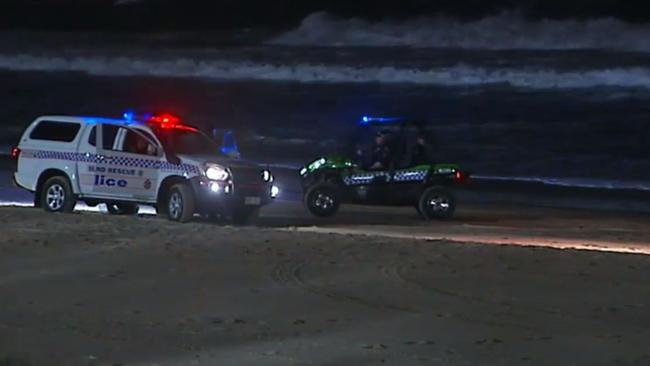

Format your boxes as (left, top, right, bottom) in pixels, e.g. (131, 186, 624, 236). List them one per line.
(205, 164, 229, 181)
(262, 169, 274, 182)
(308, 158, 326, 171)
(271, 185, 280, 198)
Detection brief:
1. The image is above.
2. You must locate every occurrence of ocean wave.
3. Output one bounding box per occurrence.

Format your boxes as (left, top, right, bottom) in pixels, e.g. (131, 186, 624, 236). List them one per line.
(271, 12, 650, 52)
(1, 54, 650, 89)
(475, 175, 650, 191)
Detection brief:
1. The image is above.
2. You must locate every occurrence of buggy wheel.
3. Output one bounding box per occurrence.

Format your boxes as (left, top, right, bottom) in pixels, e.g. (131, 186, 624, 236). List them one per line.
(418, 186, 455, 220)
(304, 184, 340, 218)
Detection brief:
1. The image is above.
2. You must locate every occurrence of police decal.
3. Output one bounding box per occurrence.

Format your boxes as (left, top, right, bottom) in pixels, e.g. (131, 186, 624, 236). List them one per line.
(94, 175, 128, 188)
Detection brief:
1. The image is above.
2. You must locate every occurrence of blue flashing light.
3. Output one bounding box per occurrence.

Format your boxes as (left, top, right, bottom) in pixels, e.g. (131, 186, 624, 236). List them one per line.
(360, 115, 405, 125)
(123, 110, 135, 122)
(81, 116, 143, 126)
(220, 130, 240, 157)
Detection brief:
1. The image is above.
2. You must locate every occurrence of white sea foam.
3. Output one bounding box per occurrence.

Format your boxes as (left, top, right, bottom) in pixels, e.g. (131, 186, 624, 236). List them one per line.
(271, 12, 650, 52)
(1, 54, 650, 89)
(0, 200, 157, 214)
(474, 175, 650, 191)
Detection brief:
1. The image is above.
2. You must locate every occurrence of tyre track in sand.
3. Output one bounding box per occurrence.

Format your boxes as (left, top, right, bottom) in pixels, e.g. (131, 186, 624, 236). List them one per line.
(271, 258, 416, 313)
(382, 260, 606, 329)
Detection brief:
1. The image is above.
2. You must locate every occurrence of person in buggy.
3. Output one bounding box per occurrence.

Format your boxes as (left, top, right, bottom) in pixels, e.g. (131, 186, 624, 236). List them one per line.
(412, 134, 433, 166)
(368, 130, 392, 170)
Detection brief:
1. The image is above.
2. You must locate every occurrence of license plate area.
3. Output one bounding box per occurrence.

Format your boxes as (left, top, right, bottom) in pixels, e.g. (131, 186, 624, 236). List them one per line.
(244, 196, 261, 206)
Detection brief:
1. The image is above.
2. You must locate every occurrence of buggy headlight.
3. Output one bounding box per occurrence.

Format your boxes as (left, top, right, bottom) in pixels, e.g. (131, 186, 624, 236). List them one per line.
(205, 164, 229, 181)
(308, 158, 326, 171)
(262, 169, 274, 182)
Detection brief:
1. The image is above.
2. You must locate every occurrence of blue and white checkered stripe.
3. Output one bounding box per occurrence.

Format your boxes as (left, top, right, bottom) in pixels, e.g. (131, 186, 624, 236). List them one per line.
(342, 170, 428, 185)
(33, 150, 200, 175)
(343, 172, 389, 186)
(393, 170, 428, 182)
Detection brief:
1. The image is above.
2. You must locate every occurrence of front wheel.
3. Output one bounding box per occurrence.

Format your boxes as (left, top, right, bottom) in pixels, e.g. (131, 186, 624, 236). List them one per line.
(166, 183, 195, 223)
(304, 184, 340, 218)
(41, 176, 76, 213)
(106, 202, 138, 215)
(418, 186, 456, 220)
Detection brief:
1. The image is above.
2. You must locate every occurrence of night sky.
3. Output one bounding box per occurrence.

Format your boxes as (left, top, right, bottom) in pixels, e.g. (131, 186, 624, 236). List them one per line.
(1, 0, 649, 31)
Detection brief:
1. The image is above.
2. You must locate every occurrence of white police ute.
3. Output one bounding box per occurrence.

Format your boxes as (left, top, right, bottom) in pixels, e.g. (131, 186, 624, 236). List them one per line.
(11, 113, 279, 223)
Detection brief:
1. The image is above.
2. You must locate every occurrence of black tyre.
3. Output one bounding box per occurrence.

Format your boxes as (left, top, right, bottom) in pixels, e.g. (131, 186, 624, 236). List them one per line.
(106, 202, 138, 215)
(41, 176, 76, 213)
(84, 199, 101, 207)
(418, 186, 456, 220)
(232, 207, 260, 225)
(304, 184, 340, 218)
(166, 183, 195, 223)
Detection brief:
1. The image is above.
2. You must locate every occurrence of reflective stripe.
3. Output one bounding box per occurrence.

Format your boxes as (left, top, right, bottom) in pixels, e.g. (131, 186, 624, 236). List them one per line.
(343, 171, 389, 186)
(342, 169, 429, 185)
(394, 170, 428, 182)
(29, 150, 200, 175)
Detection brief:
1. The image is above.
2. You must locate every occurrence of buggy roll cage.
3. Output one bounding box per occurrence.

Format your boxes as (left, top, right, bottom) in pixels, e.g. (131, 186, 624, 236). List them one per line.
(350, 117, 435, 169)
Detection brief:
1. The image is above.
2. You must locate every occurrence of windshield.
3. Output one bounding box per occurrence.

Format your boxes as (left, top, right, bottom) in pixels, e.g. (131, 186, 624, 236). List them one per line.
(152, 127, 222, 156)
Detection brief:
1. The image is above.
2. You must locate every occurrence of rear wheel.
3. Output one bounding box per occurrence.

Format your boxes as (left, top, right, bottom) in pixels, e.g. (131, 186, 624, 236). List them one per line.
(106, 202, 138, 215)
(418, 186, 455, 220)
(304, 184, 340, 218)
(166, 183, 195, 223)
(41, 176, 76, 213)
(232, 207, 260, 225)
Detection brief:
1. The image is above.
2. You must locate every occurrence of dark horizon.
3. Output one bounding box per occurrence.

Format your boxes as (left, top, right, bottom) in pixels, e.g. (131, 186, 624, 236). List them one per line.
(2, 0, 650, 31)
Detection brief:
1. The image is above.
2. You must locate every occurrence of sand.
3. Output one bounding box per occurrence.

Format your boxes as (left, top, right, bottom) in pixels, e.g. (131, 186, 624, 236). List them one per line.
(1, 204, 650, 366)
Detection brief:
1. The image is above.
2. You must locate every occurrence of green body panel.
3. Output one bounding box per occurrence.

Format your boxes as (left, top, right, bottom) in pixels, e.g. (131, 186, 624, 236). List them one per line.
(303, 156, 460, 176)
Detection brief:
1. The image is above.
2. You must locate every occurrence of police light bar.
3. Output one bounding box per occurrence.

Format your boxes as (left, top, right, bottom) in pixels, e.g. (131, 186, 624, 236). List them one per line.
(123, 110, 135, 122)
(360, 115, 406, 125)
(148, 113, 182, 126)
(146, 113, 199, 132)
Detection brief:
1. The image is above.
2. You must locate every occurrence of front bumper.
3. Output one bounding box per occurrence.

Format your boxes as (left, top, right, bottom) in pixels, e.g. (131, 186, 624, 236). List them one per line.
(189, 176, 275, 214)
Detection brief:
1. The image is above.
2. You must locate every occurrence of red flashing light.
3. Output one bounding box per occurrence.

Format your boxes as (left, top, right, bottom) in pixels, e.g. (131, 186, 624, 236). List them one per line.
(147, 113, 198, 132)
(163, 124, 198, 132)
(147, 113, 182, 125)
(10, 147, 21, 160)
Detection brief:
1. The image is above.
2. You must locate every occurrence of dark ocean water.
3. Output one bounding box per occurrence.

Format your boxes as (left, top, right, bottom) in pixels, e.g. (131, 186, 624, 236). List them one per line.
(0, 17, 649, 190)
(1, 70, 648, 190)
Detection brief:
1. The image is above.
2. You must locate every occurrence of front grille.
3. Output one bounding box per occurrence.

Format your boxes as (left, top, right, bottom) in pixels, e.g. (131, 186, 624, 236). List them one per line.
(230, 166, 265, 194)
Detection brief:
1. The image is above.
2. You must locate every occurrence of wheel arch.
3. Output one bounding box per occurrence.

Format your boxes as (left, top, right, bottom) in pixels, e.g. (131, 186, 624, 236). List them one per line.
(156, 175, 189, 214)
(305, 169, 343, 188)
(34, 169, 72, 208)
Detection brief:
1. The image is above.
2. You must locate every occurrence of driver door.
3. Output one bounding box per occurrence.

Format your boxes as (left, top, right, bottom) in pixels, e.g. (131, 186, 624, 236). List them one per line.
(95, 123, 162, 202)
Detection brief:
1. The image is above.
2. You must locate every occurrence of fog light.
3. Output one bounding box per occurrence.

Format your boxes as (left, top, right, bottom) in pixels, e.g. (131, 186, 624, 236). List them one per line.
(271, 185, 280, 198)
(210, 182, 221, 193)
(262, 169, 274, 182)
